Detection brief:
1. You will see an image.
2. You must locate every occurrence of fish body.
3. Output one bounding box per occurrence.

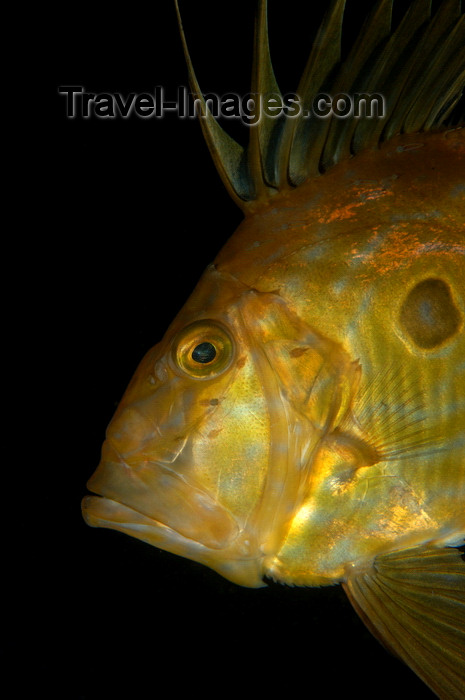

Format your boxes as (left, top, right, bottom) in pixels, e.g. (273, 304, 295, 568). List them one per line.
(215, 129, 465, 587)
(83, 1, 465, 697)
(84, 128, 465, 585)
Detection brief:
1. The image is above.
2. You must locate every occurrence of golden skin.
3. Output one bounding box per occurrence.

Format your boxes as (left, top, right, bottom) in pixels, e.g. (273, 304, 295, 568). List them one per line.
(83, 129, 465, 590)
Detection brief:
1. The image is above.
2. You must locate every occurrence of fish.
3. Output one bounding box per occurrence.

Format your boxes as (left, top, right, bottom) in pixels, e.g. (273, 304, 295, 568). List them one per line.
(82, 1, 465, 697)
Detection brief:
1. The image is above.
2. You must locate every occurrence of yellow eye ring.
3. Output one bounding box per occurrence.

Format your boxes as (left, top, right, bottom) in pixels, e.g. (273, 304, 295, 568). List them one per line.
(171, 320, 235, 379)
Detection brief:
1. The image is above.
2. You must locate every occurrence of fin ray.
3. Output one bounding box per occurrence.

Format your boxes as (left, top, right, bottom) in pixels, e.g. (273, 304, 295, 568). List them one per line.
(174, 0, 253, 209)
(248, 0, 284, 194)
(350, 362, 444, 464)
(286, 0, 347, 185)
(344, 543, 465, 700)
(321, 0, 394, 170)
(383, 0, 462, 137)
(351, 0, 432, 152)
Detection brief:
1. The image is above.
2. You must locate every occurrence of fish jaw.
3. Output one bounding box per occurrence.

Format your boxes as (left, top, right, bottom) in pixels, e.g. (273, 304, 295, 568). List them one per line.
(82, 495, 266, 588)
(82, 443, 267, 588)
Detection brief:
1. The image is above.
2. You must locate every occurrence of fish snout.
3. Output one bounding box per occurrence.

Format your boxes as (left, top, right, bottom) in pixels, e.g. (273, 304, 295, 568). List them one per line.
(105, 404, 155, 458)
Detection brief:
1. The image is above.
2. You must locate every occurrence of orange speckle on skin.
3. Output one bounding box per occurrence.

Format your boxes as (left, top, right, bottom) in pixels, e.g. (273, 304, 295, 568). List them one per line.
(236, 356, 247, 369)
(318, 201, 364, 224)
(208, 428, 223, 439)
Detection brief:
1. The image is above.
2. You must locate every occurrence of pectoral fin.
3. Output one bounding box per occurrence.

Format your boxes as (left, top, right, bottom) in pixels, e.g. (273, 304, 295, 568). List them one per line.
(343, 542, 465, 700)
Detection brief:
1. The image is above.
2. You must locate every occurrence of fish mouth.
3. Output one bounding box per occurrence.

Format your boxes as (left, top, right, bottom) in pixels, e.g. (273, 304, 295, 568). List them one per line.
(82, 446, 267, 587)
(82, 493, 215, 565)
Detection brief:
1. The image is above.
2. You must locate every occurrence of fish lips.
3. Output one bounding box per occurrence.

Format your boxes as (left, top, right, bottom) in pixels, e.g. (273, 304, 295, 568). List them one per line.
(82, 491, 267, 588)
(83, 443, 239, 550)
(82, 445, 268, 587)
(81, 492, 216, 565)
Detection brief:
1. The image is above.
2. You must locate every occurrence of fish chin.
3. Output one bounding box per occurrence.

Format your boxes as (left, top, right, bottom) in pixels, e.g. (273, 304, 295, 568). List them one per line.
(83, 442, 267, 587)
(82, 494, 266, 588)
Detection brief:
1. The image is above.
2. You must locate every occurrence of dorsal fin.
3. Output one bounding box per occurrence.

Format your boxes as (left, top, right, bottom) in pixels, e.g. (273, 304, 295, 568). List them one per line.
(285, 0, 347, 185)
(174, 0, 252, 210)
(321, 0, 394, 170)
(248, 0, 283, 198)
(175, 0, 465, 214)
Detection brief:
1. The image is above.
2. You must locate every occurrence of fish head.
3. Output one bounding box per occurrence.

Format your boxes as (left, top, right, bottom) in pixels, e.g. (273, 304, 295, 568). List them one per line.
(82, 263, 357, 587)
(83, 269, 267, 587)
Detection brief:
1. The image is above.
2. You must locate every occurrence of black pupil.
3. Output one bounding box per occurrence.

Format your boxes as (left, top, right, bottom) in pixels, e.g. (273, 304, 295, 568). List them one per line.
(192, 342, 217, 364)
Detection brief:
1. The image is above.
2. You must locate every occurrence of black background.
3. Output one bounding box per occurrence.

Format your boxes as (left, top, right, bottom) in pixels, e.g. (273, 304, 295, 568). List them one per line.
(25, 1, 454, 697)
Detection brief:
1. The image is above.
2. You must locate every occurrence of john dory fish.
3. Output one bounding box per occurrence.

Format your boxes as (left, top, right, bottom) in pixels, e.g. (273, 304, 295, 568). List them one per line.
(82, 2, 465, 696)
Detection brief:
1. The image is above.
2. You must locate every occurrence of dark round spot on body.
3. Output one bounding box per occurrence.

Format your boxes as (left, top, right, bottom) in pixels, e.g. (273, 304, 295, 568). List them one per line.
(400, 278, 461, 348)
(191, 342, 217, 364)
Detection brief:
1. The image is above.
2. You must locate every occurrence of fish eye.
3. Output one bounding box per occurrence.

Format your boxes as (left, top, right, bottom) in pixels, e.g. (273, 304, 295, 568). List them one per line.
(171, 320, 235, 379)
(191, 342, 217, 364)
